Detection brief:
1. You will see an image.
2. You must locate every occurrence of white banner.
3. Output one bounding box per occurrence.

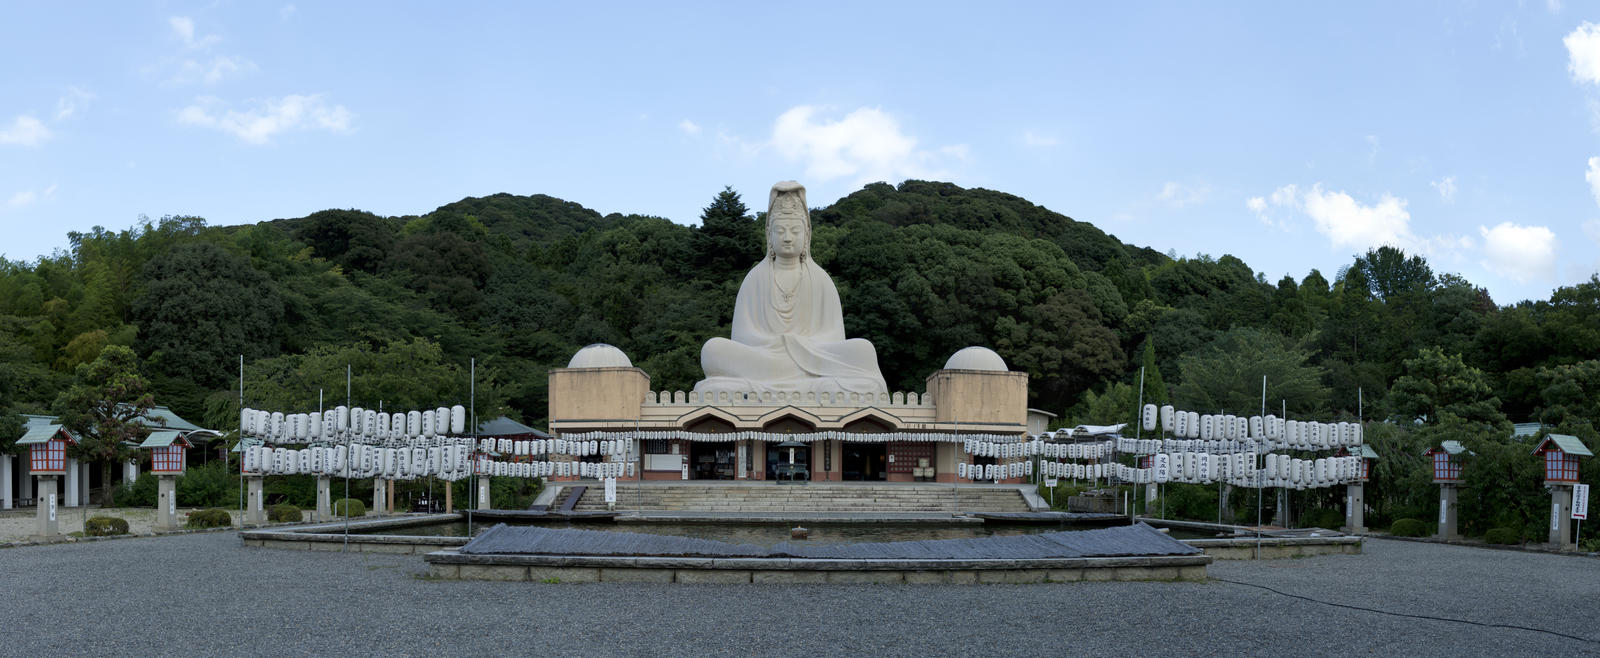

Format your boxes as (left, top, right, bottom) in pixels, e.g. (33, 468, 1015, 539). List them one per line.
(1573, 483, 1589, 520)
(604, 477, 617, 504)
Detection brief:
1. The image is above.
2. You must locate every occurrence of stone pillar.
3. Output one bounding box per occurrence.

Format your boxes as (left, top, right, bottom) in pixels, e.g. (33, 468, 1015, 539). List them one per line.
(157, 475, 179, 531)
(79, 462, 89, 507)
(477, 475, 491, 510)
(1549, 486, 1574, 550)
(1437, 484, 1459, 541)
(444, 482, 453, 513)
(64, 458, 78, 508)
(124, 459, 138, 486)
(372, 478, 388, 515)
(245, 476, 266, 523)
(1343, 483, 1367, 534)
(315, 475, 332, 521)
(1, 455, 11, 509)
(36, 475, 59, 537)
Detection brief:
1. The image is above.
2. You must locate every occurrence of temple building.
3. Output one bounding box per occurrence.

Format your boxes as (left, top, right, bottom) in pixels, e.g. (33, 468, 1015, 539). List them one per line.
(545, 181, 1033, 484)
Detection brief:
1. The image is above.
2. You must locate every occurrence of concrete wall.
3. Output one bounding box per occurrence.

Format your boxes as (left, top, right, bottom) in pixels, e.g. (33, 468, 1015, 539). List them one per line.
(926, 369, 1029, 426)
(547, 367, 651, 427)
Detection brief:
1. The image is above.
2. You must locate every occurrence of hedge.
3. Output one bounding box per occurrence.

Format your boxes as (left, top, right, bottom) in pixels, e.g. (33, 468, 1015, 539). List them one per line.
(84, 516, 130, 536)
(185, 508, 233, 528)
(1484, 527, 1521, 545)
(1389, 518, 1428, 537)
(267, 504, 302, 523)
(333, 498, 365, 517)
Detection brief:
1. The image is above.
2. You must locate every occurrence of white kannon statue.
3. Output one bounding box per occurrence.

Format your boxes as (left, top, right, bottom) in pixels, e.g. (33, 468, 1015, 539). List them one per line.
(695, 181, 889, 395)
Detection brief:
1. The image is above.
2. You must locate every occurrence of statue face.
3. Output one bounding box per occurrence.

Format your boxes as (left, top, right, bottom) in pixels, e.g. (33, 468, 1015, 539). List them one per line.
(769, 209, 807, 259)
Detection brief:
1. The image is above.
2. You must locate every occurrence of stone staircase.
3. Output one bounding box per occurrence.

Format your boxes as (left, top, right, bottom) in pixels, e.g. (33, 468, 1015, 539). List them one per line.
(560, 483, 1031, 514)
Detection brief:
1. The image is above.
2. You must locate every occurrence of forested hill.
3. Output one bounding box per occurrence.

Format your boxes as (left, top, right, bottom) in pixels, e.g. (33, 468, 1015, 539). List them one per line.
(0, 181, 1596, 445)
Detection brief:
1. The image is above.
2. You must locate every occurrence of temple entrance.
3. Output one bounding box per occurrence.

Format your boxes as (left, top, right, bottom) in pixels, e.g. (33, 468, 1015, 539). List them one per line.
(842, 444, 886, 481)
(766, 445, 810, 481)
(689, 443, 736, 480)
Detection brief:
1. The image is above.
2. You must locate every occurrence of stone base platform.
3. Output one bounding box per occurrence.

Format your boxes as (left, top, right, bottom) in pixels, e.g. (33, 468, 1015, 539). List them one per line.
(422, 551, 1211, 584)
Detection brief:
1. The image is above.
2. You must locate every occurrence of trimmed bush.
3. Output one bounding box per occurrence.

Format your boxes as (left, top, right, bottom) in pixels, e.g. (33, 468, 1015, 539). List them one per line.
(333, 498, 365, 517)
(1389, 518, 1428, 537)
(185, 508, 233, 529)
(1300, 508, 1344, 530)
(267, 504, 302, 523)
(84, 516, 130, 537)
(1484, 527, 1520, 545)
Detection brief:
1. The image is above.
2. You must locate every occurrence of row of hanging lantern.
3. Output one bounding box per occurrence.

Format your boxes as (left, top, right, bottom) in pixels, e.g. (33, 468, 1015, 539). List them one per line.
(481, 438, 629, 458)
(240, 405, 469, 445)
(558, 429, 1021, 444)
(477, 459, 632, 479)
(241, 440, 476, 481)
(1027, 449, 1364, 489)
(959, 461, 1036, 481)
(1137, 404, 1363, 449)
(963, 438, 1115, 460)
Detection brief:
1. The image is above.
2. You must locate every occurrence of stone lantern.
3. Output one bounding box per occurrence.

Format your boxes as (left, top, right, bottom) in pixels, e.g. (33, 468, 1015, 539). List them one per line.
(1423, 441, 1467, 541)
(1531, 434, 1592, 550)
(142, 431, 190, 531)
(20, 426, 75, 537)
(1340, 445, 1379, 534)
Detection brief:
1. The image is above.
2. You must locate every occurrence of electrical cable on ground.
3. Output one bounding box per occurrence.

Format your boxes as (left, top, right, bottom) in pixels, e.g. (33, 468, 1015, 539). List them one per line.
(1215, 577, 1599, 645)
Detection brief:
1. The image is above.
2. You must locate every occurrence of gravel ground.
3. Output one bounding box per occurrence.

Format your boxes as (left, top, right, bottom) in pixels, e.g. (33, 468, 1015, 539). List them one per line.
(3, 534, 1597, 656)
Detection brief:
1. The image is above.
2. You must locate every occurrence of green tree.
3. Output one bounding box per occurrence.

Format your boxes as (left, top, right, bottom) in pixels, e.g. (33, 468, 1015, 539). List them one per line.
(1172, 328, 1331, 415)
(51, 345, 154, 506)
(692, 186, 759, 279)
(1387, 346, 1506, 427)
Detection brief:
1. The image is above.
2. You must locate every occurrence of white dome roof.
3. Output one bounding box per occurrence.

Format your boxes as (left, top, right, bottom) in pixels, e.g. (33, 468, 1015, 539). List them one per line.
(944, 346, 1007, 372)
(567, 343, 633, 369)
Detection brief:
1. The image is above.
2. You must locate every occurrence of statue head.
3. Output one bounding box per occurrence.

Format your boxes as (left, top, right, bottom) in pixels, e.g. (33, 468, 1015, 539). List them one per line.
(766, 180, 810, 262)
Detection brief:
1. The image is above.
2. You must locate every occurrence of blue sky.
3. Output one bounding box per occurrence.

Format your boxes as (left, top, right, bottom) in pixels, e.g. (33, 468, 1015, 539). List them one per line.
(4, 2, 1600, 305)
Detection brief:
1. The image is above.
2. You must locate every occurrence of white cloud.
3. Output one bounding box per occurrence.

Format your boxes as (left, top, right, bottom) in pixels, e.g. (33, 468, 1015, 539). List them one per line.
(1252, 182, 1465, 257)
(172, 55, 255, 85)
(1583, 218, 1600, 245)
(678, 119, 701, 135)
(6, 184, 56, 209)
(177, 94, 354, 145)
(0, 115, 50, 146)
(770, 106, 959, 184)
(1479, 222, 1557, 283)
(55, 86, 94, 121)
(1550, 0, 1563, 12)
(1301, 185, 1414, 250)
(1565, 23, 1600, 84)
(169, 16, 221, 49)
(1431, 176, 1457, 203)
(280, 5, 298, 21)
(1158, 181, 1210, 208)
(1022, 131, 1058, 148)
(1589, 157, 1600, 207)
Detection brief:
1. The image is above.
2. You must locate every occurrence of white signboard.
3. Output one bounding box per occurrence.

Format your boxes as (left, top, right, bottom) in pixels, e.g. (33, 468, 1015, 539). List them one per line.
(48, 493, 56, 522)
(169, 492, 176, 516)
(604, 477, 617, 504)
(1045, 478, 1058, 488)
(1573, 483, 1589, 520)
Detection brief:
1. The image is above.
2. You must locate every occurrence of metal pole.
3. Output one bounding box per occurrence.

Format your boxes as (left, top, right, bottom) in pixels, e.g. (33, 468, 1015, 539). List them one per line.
(1133, 366, 1144, 523)
(469, 357, 476, 535)
(343, 365, 350, 551)
(237, 355, 244, 518)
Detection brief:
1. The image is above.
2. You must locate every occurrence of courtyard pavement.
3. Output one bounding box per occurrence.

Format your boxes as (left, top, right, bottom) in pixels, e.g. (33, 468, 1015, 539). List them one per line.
(3, 532, 1596, 656)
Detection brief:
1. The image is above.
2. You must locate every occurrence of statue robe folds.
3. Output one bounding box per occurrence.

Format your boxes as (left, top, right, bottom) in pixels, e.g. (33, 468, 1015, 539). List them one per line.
(696, 258, 888, 395)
